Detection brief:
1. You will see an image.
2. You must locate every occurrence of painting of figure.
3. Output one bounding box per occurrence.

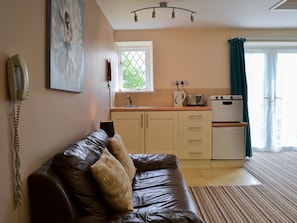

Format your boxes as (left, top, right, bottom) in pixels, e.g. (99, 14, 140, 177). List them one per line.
(47, 0, 84, 92)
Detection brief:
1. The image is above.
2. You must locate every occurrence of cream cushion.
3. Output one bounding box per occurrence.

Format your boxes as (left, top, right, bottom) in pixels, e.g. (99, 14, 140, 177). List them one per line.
(90, 149, 133, 212)
(109, 133, 136, 183)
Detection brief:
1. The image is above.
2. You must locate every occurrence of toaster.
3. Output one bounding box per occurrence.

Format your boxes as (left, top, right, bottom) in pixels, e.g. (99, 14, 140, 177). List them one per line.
(185, 95, 205, 106)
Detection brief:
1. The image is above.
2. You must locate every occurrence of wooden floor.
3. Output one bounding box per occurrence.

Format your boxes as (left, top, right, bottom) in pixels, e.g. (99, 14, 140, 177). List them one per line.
(180, 167, 261, 186)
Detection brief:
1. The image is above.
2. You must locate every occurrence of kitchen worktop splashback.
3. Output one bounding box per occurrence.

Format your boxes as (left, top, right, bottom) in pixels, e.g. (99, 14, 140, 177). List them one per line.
(114, 88, 230, 107)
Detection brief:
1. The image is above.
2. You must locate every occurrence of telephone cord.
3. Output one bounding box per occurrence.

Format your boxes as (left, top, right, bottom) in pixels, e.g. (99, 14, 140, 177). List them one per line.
(10, 102, 23, 208)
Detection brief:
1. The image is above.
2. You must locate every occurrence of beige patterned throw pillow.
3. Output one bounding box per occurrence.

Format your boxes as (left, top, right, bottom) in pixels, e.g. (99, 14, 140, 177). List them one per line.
(109, 133, 136, 183)
(90, 149, 133, 212)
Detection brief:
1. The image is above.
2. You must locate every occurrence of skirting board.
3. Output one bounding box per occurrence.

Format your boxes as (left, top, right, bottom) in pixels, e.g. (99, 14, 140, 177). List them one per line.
(178, 159, 245, 168)
(211, 159, 245, 167)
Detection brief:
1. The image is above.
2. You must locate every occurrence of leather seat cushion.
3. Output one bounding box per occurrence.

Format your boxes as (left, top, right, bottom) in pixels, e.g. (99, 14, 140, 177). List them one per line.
(132, 168, 197, 214)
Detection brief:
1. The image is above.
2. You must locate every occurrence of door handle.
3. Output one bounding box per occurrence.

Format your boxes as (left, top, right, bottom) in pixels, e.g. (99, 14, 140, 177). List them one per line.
(141, 113, 143, 128)
(146, 113, 148, 128)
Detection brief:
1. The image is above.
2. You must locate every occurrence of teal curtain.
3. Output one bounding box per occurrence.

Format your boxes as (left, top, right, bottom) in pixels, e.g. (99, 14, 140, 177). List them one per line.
(228, 38, 252, 157)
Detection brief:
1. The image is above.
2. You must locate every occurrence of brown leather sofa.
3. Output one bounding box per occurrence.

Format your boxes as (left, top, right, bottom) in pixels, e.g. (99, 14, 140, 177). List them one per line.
(28, 129, 204, 223)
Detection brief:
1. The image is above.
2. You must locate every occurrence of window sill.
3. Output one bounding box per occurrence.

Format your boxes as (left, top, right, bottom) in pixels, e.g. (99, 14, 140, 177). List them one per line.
(116, 89, 155, 93)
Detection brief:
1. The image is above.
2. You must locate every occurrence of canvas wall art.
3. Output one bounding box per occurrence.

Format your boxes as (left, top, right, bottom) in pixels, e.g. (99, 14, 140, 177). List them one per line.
(47, 0, 84, 92)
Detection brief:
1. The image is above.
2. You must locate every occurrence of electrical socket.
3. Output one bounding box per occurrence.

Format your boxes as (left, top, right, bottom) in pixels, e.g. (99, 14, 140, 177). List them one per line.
(170, 80, 179, 86)
(171, 80, 189, 86)
(180, 80, 189, 86)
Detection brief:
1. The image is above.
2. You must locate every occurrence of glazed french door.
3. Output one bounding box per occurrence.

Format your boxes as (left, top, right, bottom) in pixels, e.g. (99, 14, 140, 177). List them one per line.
(245, 44, 297, 152)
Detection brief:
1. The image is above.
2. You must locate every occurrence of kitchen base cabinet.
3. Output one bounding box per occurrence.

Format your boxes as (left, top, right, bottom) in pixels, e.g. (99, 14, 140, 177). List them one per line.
(178, 111, 212, 159)
(111, 110, 212, 162)
(111, 112, 144, 154)
(111, 111, 178, 155)
(111, 108, 244, 167)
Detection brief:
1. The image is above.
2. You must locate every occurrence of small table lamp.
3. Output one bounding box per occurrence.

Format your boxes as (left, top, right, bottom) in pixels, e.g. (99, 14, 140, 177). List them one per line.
(100, 121, 115, 137)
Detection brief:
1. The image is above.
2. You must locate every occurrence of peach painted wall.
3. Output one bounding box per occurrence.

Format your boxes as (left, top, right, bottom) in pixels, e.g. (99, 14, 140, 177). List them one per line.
(1, 1, 297, 222)
(114, 29, 297, 106)
(0, 1, 116, 223)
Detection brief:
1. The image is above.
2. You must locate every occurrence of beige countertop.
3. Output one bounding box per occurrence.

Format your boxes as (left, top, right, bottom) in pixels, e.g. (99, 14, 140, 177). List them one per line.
(110, 106, 212, 112)
(212, 122, 248, 127)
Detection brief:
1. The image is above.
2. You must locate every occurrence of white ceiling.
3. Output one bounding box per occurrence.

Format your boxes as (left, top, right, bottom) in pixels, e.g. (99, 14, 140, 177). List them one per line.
(95, 0, 297, 30)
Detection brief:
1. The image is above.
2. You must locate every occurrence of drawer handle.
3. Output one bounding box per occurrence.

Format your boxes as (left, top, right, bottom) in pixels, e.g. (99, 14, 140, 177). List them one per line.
(188, 152, 202, 155)
(188, 127, 202, 131)
(188, 139, 202, 143)
(188, 115, 203, 119)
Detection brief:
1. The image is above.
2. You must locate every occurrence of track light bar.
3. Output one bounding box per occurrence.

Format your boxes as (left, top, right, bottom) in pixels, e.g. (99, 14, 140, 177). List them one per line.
(131, 1, 196, 23)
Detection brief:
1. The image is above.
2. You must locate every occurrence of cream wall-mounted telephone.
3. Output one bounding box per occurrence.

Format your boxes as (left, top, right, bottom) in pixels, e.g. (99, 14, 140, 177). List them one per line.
(6, 54, 29, 208)
(7, 54, 29, 100)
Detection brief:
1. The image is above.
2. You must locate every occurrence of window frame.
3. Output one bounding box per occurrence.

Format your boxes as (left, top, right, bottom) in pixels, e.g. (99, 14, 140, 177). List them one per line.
(115, 41, 154, 92)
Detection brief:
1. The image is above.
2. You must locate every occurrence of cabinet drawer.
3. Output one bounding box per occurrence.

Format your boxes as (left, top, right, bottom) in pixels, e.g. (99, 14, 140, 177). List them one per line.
(179, 134, 211, 147)
(179, 111, 212, 122)
(179, 122, 211, 133)
(178, 147, 211, 159)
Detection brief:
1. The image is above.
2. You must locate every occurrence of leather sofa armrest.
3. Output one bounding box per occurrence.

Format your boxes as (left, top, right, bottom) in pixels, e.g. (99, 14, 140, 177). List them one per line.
(130, 154, 178, 171)
(28, 160, 78, 223)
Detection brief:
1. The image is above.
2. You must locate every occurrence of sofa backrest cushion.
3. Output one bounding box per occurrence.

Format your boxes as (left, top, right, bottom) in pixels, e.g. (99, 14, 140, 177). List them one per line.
(108, 133, 136, 183)
(52, 129, 110, 218)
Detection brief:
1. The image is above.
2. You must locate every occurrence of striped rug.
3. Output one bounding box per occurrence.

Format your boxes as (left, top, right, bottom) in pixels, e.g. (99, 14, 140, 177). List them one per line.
(189, 151, 297, 223)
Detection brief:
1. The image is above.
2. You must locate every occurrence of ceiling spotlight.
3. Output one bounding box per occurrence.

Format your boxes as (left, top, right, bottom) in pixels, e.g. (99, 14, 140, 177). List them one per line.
(131, 1, 196, 23)
(152, 8, 156, 18)
(134, 12, 138, 22)
(172, 8, 175, 19)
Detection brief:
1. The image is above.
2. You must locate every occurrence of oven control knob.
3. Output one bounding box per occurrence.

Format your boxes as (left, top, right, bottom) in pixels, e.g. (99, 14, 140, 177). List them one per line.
(215, 96, 219, 99)
(230, 95, 233, 99)
(220, 96, 223, 99)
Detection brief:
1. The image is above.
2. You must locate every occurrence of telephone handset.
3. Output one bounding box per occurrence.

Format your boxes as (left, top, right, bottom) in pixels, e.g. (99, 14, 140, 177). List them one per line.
(7, 54, 30, 100)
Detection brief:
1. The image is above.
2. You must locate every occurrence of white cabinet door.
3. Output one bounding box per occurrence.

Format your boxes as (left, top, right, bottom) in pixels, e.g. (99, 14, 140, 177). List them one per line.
(111, 112, 145, 154)
(212, 126, 245, 159)
(145, 111, 178, 155)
